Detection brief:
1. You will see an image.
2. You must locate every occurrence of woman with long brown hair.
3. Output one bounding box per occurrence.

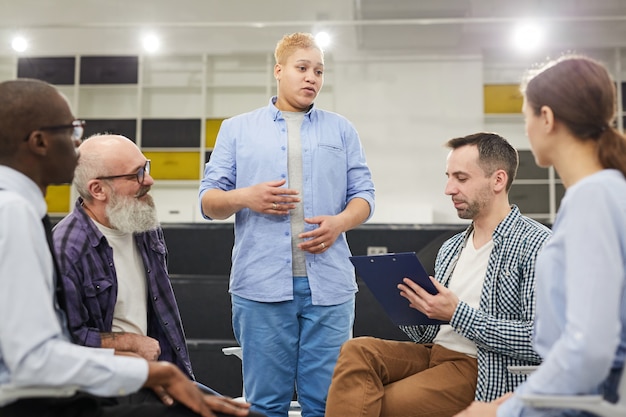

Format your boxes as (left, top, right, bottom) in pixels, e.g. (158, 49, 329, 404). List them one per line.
(456, 55, 626, 416)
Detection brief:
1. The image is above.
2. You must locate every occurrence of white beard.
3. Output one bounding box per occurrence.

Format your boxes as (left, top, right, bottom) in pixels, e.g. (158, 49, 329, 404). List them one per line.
(106, 189, 160, 234)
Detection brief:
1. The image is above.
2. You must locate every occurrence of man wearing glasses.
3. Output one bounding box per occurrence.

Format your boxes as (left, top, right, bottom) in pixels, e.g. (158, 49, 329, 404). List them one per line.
(0, 79, 258, 416)
(52, 134, 198, 403)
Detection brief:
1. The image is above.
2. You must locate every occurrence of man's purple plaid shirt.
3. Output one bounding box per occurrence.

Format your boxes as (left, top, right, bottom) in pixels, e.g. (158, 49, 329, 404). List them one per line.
(52, 197, 194, 379)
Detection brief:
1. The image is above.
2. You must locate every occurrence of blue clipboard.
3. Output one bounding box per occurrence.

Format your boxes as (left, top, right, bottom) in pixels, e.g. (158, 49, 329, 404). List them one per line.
(350, 252, 448, 326)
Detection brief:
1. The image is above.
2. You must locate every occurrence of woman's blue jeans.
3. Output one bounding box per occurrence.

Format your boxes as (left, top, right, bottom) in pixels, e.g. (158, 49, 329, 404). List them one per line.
(232, 277, 354, 417)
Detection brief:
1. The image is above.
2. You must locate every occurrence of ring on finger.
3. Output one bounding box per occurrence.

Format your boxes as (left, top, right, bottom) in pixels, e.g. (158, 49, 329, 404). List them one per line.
(272, 203, 277, 210)
(320, 242, 326, 249)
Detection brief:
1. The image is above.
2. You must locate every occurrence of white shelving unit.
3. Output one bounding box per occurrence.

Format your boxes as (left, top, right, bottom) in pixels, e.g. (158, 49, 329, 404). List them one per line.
(0, 57, 17, 82)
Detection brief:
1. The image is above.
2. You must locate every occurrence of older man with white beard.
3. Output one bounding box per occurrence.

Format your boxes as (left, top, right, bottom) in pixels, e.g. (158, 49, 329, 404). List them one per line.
(52, 134, 197, 403)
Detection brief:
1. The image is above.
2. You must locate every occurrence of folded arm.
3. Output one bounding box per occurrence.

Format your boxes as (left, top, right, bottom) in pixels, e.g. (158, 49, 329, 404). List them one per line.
(101, 332, 161, 361)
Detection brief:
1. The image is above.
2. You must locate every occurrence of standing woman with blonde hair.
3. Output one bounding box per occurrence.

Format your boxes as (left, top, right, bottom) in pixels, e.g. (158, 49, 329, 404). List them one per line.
(200, 32, 374, 417)
(456, 55, 626, 417)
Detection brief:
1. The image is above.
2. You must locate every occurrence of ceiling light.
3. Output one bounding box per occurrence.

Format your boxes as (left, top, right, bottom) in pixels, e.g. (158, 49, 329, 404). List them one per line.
(11, 36, 28, 53)
(512, 21, 544, 53)
(142, 33, 160, 53)
(315, 31, 331, 49)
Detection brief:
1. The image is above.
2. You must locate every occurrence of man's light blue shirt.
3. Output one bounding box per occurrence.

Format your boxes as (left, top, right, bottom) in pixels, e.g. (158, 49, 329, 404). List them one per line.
(499, 169, 626, 416)
(199, 97, 375, 306)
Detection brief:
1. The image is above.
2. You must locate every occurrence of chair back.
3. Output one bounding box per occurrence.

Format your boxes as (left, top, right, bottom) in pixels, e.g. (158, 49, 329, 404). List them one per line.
(617, 367, 626, 405)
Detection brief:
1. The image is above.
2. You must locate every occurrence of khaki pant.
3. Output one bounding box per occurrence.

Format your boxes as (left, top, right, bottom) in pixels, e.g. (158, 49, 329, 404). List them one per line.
(325, 337, 478, 417)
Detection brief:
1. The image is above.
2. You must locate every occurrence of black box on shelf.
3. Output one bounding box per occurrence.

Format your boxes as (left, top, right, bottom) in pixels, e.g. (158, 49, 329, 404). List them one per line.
(17, 57, 76, 85)
(80, 56, 138, 84)
(83, 119, 137, 142)
(142, 119, 201, 148)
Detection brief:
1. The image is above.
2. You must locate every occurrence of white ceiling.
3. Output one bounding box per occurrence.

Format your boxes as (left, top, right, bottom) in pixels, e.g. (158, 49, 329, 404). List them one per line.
(1, 0, 626, 58)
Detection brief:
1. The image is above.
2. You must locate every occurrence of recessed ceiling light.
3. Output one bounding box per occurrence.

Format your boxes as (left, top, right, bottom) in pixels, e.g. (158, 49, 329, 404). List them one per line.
(512, 21, 544, 53)
(315, 31, 331, 49)
(11, 36, 28, 53)
(142, 33, 160, 53)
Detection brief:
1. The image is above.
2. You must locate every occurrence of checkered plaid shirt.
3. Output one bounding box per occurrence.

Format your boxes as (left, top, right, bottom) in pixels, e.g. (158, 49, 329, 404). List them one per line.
(401, 205, 551, 401)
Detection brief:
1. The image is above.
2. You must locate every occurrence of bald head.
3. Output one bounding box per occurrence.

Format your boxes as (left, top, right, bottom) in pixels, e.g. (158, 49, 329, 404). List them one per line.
(74, 134, 144, 201)
(79, 134, 140, 163)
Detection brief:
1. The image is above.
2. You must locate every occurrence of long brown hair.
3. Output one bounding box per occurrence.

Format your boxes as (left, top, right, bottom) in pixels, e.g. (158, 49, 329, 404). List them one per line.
(521, 55, 626, 177)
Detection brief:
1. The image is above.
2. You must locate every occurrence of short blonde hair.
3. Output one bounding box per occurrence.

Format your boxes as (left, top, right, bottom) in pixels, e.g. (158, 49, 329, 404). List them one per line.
(274, 32, 324, 64)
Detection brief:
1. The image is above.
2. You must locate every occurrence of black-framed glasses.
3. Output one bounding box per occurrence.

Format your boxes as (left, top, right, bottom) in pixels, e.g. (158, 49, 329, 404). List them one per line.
(33, 120, 86, 142)
(96, 160, 151, 184)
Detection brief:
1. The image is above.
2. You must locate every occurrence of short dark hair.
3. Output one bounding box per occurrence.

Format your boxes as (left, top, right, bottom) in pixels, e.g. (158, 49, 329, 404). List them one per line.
(445, 132, 519, 191)
(0, 79, 59, 159)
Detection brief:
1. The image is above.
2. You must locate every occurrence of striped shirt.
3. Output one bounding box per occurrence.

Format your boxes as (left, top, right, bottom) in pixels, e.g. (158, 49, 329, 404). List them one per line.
(401, 205, 552, 401)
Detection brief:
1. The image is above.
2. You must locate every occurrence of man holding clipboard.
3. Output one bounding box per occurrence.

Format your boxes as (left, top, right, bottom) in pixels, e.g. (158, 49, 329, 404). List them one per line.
(326, 133, 552, 417)
(349, 251, 446, 326)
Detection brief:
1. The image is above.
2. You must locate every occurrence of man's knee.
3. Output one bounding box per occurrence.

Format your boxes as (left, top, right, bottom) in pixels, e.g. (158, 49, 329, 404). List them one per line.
(337, 336, 392, 368)
(340, 336, 377, 356)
